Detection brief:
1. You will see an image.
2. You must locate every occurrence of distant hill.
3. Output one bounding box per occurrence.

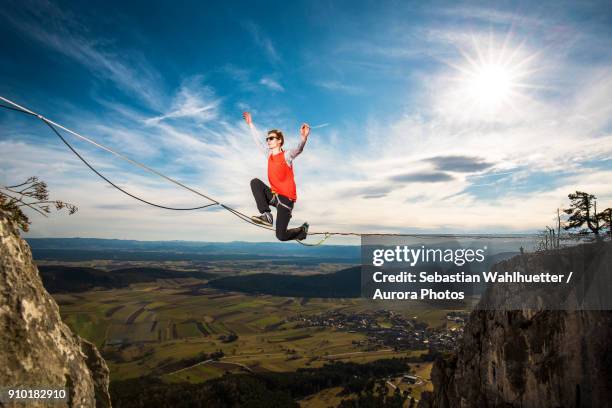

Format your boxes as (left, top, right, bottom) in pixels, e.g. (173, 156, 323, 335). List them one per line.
(29, 249, 358, 263)
(206, 250, 521, 299)
(208, 266, 361, 298)
(26, 238, 360, 263)
(27, 238, 359, 256)
(38, 266, 215, 293)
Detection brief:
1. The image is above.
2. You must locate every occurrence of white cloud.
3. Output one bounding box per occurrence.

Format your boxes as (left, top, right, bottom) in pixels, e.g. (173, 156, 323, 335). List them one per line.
(259, 77, 284, 92)
(145, 77, 221, 125)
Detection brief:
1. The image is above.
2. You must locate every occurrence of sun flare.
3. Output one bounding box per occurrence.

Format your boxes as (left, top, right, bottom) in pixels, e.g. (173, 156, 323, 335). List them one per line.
(466, 63, 515, 106)
(444, 35, 538, 120)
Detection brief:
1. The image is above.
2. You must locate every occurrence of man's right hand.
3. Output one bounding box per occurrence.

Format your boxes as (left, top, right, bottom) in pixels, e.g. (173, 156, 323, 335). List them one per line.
(242, 112, 252, 126)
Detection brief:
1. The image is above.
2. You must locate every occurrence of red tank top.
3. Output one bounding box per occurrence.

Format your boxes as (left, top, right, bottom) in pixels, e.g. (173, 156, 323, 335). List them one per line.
(268, 150, 297, 201)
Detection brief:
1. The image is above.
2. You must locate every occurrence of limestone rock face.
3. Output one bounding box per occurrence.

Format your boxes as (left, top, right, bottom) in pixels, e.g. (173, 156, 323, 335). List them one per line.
(0, 211, 111, 408)
(420, 242, 612, 408)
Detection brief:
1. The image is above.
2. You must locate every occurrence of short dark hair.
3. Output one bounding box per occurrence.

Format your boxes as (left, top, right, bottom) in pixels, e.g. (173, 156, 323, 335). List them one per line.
(267, 129, 284, 146)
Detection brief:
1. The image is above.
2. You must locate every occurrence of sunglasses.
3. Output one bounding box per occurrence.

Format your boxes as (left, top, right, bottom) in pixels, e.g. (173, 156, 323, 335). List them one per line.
(266, 136, 280, 141)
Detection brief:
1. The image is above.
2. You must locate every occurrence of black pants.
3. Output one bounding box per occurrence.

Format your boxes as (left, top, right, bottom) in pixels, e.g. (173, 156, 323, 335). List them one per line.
(250, 178, 302, 241)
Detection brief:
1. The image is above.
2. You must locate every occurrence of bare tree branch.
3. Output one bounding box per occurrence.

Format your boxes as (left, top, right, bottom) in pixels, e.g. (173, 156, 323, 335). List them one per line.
(1, 176, 78, 232)
(1, 191, 49, 218)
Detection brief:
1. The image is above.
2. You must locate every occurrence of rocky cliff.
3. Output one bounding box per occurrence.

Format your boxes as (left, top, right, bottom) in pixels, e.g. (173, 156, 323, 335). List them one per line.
(420, 241, 612, 408)
(0, 210, 111, 408)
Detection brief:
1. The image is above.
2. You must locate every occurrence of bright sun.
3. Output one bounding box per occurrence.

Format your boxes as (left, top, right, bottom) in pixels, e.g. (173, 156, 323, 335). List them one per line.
(445, 35, 537, 120)
(466, 63, 514, 106)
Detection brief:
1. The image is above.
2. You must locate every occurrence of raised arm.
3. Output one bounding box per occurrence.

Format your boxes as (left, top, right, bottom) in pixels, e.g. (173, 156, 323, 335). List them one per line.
(243, 112, 268, 157)
(286, 123, 310, 165)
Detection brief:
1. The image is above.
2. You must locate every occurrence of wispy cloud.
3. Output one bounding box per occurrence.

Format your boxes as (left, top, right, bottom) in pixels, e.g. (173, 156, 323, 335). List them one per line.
(434, 4, 548, 27)
(259, 76, 284, 92)
(145, 77, 220, 125)
(220, 64, 257, 92)
(339, 185, 393, 199)
(244, 21, 281, 63)
(314, 80, 363, 94)
(0, 1, 164, 109)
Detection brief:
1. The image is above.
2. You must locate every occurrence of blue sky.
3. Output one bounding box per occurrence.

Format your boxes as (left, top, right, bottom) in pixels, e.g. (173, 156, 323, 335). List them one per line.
(1, 0, 612, 243)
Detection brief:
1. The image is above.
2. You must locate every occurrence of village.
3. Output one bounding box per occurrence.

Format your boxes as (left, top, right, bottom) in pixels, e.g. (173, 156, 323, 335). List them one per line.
(289, 309, 468, 353)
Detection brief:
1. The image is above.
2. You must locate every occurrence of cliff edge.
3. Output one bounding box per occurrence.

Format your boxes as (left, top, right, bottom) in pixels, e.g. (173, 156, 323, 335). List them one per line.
(0, 210, 111, 407)
(419, 241, 612, 408)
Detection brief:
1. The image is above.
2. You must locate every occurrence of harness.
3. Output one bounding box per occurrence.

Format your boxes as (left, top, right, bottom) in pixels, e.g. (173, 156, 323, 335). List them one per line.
(271, 192, 294, 213)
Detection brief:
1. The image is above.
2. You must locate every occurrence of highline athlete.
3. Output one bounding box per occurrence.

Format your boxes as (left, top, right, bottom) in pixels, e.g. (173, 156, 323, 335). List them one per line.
(243, 111, 310, 241)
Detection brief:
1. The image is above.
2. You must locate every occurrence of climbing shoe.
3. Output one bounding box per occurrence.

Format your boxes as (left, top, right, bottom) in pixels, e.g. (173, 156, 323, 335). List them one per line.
(251, 212, 273, 227)
(295, 222, 309, 241)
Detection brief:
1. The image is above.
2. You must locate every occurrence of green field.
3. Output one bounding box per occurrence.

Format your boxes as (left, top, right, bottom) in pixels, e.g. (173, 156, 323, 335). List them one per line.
(52, 278, 450, 384)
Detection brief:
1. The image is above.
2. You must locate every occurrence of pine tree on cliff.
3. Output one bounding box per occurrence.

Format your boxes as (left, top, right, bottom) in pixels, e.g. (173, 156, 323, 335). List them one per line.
(562, 191, 602, 236)
(598, 207, 612, 237)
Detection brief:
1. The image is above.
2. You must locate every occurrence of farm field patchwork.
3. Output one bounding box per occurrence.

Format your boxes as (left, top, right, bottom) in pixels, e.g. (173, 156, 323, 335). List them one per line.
(52, 277, 450, 384)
